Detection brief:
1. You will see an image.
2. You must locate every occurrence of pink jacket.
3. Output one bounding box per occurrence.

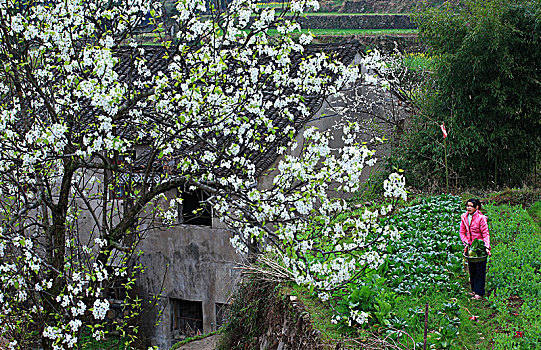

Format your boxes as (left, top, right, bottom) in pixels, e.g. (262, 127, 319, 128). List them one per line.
(460, 210, 491, 253)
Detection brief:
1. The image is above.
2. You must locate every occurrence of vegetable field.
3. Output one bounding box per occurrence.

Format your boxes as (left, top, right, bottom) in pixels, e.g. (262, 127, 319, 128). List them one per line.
(329, 195, 466, 348)
(297, 195, 541, 349)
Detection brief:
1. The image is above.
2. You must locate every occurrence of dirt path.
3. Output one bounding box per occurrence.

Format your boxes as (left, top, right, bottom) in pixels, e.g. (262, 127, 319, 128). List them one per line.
(174, 335, 220, 350)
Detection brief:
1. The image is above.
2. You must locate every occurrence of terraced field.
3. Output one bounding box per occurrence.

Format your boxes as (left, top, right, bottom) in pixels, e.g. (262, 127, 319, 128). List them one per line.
(251, 0, 442, 46)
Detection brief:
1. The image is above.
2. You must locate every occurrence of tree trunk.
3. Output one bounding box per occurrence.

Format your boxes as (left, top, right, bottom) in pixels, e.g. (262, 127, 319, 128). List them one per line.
(41, 160, 74, 350)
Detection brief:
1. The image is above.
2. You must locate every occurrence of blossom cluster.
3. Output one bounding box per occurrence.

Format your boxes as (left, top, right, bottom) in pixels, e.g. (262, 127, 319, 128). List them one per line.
(213, 121, 407, 292)
(384, 172, 407, 201)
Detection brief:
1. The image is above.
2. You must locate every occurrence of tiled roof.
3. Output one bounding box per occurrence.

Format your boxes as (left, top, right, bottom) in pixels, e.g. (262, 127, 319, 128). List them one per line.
(118, 43, 362, 177)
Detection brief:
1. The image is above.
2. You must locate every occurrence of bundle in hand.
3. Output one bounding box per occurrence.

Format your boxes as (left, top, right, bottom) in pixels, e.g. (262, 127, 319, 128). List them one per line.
(468, 239, 487, 258)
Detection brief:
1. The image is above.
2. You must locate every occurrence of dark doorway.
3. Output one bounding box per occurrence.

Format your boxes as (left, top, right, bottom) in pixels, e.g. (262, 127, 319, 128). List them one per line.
(171, 299, 203, 342)
(215, 303, 228, 330)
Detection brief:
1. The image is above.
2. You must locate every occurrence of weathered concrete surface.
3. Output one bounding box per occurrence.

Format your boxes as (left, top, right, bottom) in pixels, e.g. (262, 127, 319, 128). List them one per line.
(136, 224, 242, 349)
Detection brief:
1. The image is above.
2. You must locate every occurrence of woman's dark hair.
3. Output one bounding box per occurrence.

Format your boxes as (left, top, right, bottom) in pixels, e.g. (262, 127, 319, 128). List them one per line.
(467, 198, 482, 210)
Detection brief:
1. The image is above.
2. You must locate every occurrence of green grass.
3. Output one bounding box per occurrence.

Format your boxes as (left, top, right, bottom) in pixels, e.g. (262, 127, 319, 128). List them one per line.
(170, 331, 220, 350)
(78, 334, 130, 349)
(256, 0, 343, 6)
(292, 197, 541, 348)
(455, 294, 498, 349)
(402, 52, 435, 72)
(279, 12, 412, 16)
(486, 187, 541, 207)
(482, 203, 541, 349)
(221, 195, 541, 349)
(301, 12, 411, 16)
(256, 9, 412, 15)
(256, 3, 411, 15)
(135, 27, 418, 47)
(383, 286, 497, 349)
(307, 28, 417, 35)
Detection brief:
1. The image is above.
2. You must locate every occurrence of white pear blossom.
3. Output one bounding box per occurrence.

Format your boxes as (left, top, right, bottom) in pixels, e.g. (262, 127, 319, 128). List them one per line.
(92, 299, 110, 320)
(349, 310, 370, 326)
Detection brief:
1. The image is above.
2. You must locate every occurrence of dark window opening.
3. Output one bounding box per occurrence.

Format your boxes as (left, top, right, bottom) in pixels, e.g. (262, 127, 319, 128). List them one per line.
(171, 299, 203, 342)
(105, 275, 128, 301)
(215, 303, 228, 330)
(180, 189, 212, 226)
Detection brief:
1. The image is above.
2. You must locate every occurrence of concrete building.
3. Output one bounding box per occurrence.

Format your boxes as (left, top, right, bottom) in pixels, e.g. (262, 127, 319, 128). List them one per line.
(108, 43, 403, 348)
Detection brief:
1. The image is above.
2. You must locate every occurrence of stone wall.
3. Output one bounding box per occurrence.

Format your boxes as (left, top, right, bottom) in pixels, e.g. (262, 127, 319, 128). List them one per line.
(316, 0, 445, 13)
(338, 0, 423, 13)
(295, 14, 414, 30)
(314, 35, 425, 53)
(218, 279, 323, 349)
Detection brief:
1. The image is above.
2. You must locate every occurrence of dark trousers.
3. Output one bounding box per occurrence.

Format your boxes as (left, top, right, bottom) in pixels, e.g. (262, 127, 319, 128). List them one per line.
(468, 260, 487, 296)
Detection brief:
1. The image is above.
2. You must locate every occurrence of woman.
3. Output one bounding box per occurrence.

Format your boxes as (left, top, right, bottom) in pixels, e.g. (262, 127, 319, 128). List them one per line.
(459, 198, 491, 300)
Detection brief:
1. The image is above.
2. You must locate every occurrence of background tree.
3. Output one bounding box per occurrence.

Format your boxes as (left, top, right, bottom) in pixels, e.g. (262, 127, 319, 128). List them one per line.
(0, 0, 406, 348)
(397, 0, 541, 188)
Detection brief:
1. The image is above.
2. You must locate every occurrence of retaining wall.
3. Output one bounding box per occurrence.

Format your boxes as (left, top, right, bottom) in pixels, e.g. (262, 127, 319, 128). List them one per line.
(295, 14, 414, 30)
(314, 35, 425, 53)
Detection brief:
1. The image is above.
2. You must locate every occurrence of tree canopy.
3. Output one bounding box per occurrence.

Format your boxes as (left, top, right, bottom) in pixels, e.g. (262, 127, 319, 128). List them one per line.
(0, 0, 406, 348)
(408, 0, 541, 187)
